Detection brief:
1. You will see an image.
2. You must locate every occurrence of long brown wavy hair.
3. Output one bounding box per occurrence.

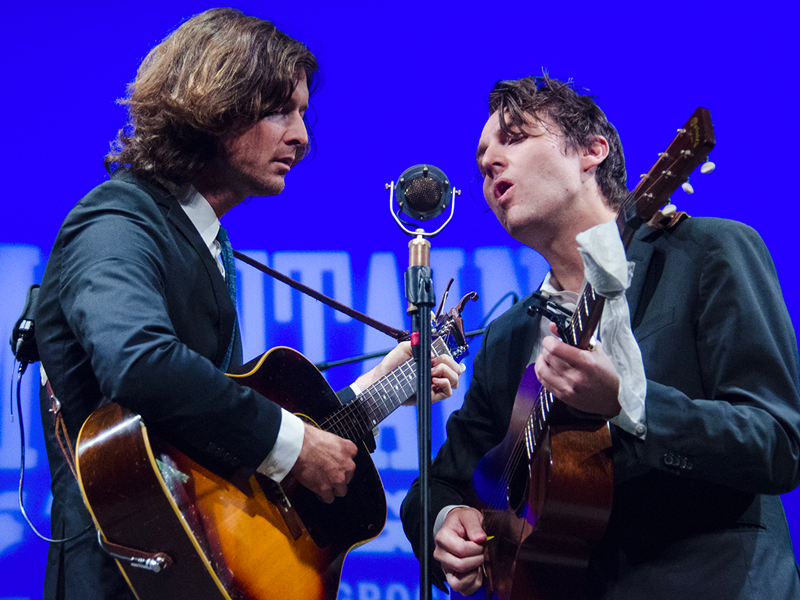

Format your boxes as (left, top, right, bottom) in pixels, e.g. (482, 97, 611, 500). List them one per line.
(488, 75, 628, 209)
(105, 8, 317, 184)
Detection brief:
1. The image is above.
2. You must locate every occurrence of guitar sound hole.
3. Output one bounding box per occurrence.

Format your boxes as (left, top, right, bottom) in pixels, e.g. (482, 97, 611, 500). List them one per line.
(506, 445, 530, 514)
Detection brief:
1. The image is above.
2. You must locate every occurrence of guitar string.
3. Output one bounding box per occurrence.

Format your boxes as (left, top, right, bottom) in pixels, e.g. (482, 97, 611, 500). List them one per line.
(357, 339, 446, 434)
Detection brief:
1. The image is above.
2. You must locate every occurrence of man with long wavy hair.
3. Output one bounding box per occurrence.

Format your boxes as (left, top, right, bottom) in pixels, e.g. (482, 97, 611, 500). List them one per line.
(35, 8, 461, 599)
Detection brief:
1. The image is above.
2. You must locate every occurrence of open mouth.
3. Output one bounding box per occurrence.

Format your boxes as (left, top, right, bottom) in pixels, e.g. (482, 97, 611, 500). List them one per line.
(495, 181, 511, 199)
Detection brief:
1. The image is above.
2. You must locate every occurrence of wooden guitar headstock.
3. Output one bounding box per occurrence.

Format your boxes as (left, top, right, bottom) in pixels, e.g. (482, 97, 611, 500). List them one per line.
(618, 107, 716, 243)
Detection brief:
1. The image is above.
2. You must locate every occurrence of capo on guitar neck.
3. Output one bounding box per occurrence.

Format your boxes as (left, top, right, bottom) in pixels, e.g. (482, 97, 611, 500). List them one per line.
(527, 291, 574, 342)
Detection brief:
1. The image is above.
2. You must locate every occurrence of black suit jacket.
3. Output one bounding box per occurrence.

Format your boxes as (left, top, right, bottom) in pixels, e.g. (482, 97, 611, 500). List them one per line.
(402, 217, 800, 599)
(36, 170, 283, 598)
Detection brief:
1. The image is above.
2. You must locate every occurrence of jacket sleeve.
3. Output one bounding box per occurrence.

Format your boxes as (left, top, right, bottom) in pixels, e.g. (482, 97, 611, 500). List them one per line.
(620, 218, 800, 494)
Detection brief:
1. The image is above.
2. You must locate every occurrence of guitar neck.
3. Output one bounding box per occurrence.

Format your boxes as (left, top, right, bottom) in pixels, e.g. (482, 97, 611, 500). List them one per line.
(320, 337, 450, 442)
(564, 147, 659, 353)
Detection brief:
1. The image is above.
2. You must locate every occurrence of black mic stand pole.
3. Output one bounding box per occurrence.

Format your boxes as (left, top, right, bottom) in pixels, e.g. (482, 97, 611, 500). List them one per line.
(405, 230, 435, 600)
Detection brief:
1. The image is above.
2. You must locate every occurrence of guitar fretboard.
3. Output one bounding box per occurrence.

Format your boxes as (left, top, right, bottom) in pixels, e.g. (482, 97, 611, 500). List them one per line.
(320, 337, 450, 443)
(524, 284, 604, 454)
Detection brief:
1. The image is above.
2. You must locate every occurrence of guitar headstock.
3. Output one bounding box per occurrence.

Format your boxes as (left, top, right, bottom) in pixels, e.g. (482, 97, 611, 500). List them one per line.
(433, 292, 478, 361)
(619, 107, 715, 237)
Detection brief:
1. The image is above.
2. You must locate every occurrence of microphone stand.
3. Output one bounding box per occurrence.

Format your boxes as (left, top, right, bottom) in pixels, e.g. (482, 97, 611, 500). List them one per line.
(405, 231, 435, 600)
(389, 167, 459, 599)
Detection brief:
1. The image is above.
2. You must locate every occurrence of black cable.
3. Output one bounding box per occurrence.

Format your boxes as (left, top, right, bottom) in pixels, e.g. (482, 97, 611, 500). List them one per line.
(479, 291, 519, 330)
(315, 349, 391, 371)
(314, 303, 505, 373)
(14, 359, 92, 544)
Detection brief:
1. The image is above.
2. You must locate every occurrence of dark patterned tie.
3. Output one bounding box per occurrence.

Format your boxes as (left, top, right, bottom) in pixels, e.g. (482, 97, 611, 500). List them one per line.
(216, 225, 237, 372)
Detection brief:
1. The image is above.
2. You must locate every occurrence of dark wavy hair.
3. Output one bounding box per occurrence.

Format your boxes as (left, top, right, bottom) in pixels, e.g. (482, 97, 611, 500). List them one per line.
(488, 75, 628, 209)
(105, 8, 318, 184)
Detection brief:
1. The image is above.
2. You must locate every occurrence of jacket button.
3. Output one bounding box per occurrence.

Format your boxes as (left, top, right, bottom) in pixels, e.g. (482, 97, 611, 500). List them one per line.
(663, 453, 674, 466)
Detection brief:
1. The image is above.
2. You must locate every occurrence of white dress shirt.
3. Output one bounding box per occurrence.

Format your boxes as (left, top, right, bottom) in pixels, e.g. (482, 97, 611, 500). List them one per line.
(176, 184, 304, 483)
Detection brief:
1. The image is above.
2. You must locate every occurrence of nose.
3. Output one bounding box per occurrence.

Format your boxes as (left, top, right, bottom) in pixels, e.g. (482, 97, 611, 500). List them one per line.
(286, 111, 309, 148)
(480, 142, 505, 180)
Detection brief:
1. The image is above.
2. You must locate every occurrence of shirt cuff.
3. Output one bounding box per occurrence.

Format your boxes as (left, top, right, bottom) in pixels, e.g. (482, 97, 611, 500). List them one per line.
(256, 409, 304, 482)
(434, 504, 468, 535)
(610, 379, 647, 439)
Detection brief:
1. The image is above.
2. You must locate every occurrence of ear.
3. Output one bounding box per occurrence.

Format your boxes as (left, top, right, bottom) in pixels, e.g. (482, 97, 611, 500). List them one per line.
(580, 136, 609, 172)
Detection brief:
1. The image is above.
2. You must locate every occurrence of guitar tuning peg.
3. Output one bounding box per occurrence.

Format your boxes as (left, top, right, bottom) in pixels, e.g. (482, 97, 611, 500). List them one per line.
(700, 158, 716, 174)
(681, 181, 695, 194)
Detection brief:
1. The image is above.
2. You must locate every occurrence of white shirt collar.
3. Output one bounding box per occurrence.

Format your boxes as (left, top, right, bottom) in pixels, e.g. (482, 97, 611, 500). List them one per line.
(540, 271, 579, 309)
(174, 184, 220, 252)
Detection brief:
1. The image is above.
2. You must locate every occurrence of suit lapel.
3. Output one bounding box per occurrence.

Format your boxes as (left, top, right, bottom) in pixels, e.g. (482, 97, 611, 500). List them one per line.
(625, 228, 656, 327)
(132, 174, 238, 369)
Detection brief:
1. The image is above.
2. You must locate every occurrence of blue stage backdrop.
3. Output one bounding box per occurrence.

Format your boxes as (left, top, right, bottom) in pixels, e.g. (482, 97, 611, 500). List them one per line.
(1, 2, 798, 598)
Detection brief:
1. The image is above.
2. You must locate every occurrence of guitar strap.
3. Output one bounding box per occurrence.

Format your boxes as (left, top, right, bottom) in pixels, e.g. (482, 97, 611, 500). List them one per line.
(233, 249, 410, 341)
(648, 207, 691, 231)
(43, 374, 79, 481)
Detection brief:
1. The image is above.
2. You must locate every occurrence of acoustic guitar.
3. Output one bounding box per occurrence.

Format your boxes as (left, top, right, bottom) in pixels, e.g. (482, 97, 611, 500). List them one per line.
(472, 108, 716, 599)
(75, 298, 475, 600)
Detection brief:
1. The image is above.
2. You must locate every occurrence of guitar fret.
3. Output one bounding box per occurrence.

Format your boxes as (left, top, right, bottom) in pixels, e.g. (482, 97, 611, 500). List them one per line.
(525, 421, 533, 460)
(363, 390, 381, 424)
(328, 403, 360, 440)
(538, 409, 544, 442)
(371, 382, 392, 421)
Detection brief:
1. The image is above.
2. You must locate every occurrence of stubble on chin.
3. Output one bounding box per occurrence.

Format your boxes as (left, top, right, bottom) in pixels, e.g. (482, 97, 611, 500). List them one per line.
(242, 169, 287, 199)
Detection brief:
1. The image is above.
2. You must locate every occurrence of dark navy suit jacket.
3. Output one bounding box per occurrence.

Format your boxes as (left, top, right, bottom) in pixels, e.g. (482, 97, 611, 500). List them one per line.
(402, 217, 800, 599)
(36, 170, 283, 598)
